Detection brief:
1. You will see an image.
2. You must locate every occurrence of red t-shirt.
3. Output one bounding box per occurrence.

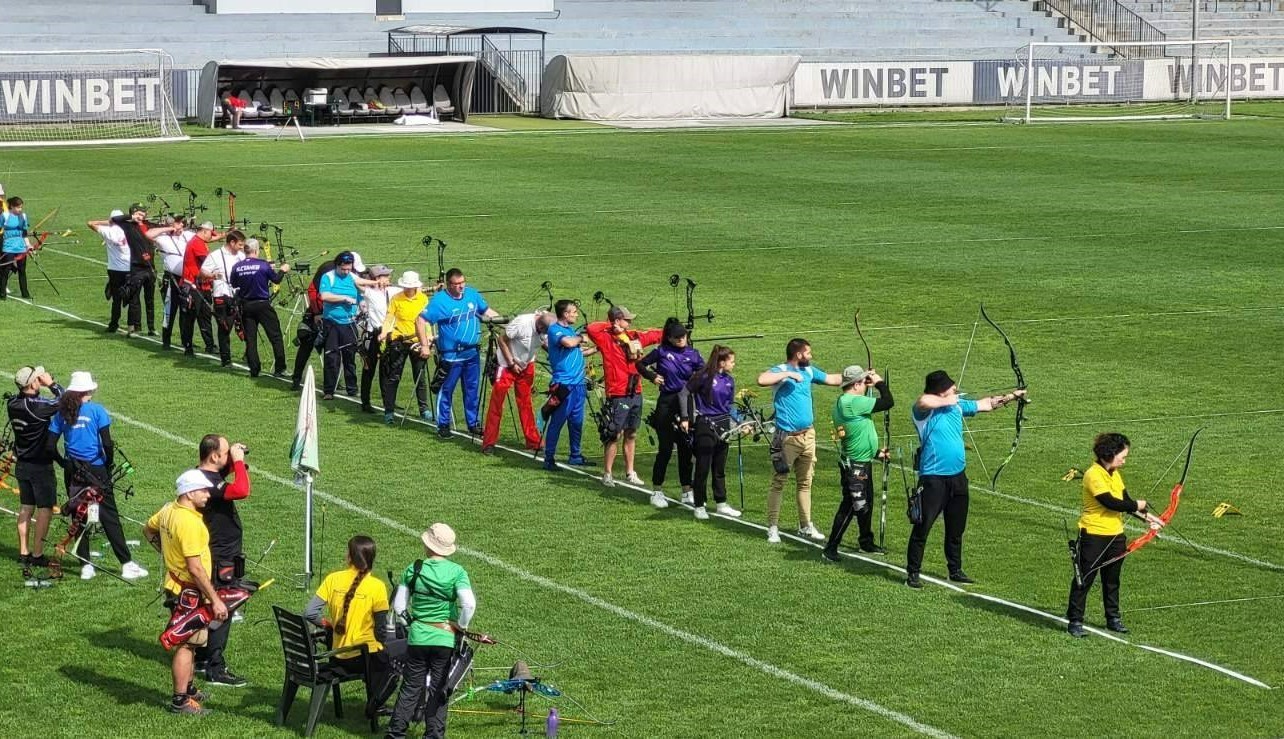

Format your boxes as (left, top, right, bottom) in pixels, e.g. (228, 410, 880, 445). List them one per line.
(182, 235, 211, 287)
(586, 321, 662, 397)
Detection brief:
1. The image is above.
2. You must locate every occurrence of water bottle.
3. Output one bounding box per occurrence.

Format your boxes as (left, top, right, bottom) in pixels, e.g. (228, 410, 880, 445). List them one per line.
(546, 707, 558, 737)
(86, 503, 100, 524)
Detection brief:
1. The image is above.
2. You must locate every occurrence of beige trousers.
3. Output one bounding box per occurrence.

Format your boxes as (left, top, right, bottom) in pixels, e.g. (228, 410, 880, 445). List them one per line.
(767, 428, 816, 528)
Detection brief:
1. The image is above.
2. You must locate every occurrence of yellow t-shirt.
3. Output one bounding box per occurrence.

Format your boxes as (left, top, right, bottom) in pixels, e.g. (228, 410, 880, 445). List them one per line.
(1079, 462, 1127, 536)
(147, 501, 212, 595)
(382, 291, 428, 342)
(316, 566, 391, 656)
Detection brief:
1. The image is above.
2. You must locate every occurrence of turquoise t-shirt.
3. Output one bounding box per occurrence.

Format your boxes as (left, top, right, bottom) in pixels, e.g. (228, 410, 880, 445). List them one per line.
(911, 399, 977, 476)
(319, 270, 361, 325)
(401, 559, 472, 648)
(770, 364, 827, 433)
(2, 212, 28, 254)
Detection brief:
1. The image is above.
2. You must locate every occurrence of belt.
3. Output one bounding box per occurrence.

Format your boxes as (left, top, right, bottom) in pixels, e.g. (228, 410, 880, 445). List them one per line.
(427, 621, 456, 634)
(784, 428, 810, 437)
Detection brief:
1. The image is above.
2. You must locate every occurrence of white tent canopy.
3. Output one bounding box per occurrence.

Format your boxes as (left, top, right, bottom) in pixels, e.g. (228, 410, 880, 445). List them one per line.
(540, 55, 801, 121)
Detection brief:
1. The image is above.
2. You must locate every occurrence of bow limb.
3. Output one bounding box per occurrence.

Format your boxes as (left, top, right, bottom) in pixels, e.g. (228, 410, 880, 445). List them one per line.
(979, 304, 1026, 490)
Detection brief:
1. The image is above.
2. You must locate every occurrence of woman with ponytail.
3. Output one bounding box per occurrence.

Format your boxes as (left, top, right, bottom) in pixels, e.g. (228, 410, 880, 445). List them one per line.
(683, 346, 742, 521)
(306, 535, 395, 719)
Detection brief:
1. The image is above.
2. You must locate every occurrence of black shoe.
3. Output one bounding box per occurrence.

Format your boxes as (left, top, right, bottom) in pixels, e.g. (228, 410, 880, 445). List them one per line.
(322, 393, 334, 400)
(361, 403, 376, 414)
(1067, 621, 1087, 638)
(147, 330, 157, 337)
(183, 347, 195, 357)
(21, 293, 31, 299)
(291, 381, 302, 391)
(18, 553, 29, 566)
(27, 554, 49, 568)
(468, 424, 483, 436)
(860, 543, 887, 555)
(1105, 619, 1129, 634)
(162, 342, 171, 350)
(204, 346, 216, 354)
(566, 456, 593, 467)
(205, 669, 247, 687)
(906, 573, 923, 589)
(820, 549, 840, 563)
(220, 360, 232, 368)
(437, 426, 453, 439)
(948, 571, 975, 584)
(480, 445, 495, 456)
(105, 325, 119, 333)
(273, 370, 288, 379)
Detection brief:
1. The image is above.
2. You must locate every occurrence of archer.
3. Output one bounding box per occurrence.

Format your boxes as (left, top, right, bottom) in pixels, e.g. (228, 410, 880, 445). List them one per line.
(0, 195, 32, 300)
(585, 305, 664, 495)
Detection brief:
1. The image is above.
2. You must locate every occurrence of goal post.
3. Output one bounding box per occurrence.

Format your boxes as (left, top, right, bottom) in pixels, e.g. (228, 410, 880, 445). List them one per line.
(1004, 39, 1233, 124)
(0, 49, 187, 147)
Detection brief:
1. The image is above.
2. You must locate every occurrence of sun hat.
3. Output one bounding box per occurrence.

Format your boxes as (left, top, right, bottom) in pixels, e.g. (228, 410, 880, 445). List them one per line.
(397, 271, 423, 290)
(841, 365, 871, 388)
(66, 371, 97, 393)
(421, 523, 457, 557)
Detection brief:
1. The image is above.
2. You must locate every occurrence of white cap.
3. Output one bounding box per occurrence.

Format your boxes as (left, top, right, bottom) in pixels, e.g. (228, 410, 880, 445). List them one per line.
(397, 271, 423, 290)
(350, 251, 366, 274)
(198, 221, 215, 231)
(175, 469, 213, 496)
(109, 209, 124, 218)
(66, 371, 97, 393)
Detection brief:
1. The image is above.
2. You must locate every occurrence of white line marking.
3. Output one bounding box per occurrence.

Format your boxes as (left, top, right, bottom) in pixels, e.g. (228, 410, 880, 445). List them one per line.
(1128, 594, 1284, 613)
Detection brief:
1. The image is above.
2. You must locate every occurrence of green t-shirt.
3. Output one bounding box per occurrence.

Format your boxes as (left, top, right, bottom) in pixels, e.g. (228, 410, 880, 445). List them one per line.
(400, 558, 472, 648)
(832, 392, 879, 462)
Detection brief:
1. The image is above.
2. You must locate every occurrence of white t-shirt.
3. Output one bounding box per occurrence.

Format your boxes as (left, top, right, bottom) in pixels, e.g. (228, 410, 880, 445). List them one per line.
(96, 224, 130, 272)
(154, 230, 192, 276)
(500, 312, 543, 368)
(361, 285, 400, 332)
(200, 247, 246, 298)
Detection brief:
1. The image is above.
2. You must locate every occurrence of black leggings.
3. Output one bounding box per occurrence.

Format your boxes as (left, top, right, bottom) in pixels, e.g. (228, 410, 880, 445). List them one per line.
(359, 331, 381, 407)
(692, 416, 729, 507)
(651, 391, 694, 488)
(0, 252, 29, 298)
(63, 464, 132, 566)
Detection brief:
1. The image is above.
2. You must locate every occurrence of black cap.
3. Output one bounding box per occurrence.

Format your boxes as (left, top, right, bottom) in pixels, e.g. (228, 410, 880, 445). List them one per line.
(128, 202, 146, 215)
(663, 318, 687, 343)
(924, 370, 955, 395)
(335, 251, 355, 266)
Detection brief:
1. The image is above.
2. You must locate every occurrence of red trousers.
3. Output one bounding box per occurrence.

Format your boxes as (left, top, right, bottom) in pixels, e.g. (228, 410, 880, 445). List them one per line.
(482, 363, 541, 449)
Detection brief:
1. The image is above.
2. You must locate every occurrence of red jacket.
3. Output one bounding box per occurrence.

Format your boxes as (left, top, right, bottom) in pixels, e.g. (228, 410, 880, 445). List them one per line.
(586, 321, 662, 397)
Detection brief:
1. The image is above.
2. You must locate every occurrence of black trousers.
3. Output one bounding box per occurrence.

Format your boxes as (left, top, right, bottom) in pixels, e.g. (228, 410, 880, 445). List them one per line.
(0, 253, 29, 298)
(381, 343, 430, 414)
(826, 460, 875, 554)
(386, 644, 453, 739)
(125, 268, 155, 331)
(241, 299, 286, 376)
(212, 296, 237, 365)
(691, 416, 729, 508)
(160, 273, 182, 346)
(292, 316, 320, 386)
(905, 472, 969, 577)
(106, 270, 130, 329)
(63, 465, 132, 565)
(651, 392, 694, 488)
(1067, 530, 1126, 623)
(179, 288, 215, 352)
(323, 320, 359, 395)
(196, 547, 241, 673)
(359, 330, 381, 407)
(332, 651, 396, 717)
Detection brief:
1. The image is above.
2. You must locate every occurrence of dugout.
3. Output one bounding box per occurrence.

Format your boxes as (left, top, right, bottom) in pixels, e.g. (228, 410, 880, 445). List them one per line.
(540, 55, 801, 120)
(196, 56, 476, 127)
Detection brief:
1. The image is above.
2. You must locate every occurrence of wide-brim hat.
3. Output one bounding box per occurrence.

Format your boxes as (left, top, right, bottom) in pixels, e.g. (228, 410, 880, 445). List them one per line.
(421, 522, 457, 556)
(398, 270, 423, 290)
(66, 371, 97, 393)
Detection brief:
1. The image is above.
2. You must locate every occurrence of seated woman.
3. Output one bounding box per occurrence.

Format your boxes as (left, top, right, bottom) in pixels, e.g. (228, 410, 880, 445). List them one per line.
(305, 535, 396, 717)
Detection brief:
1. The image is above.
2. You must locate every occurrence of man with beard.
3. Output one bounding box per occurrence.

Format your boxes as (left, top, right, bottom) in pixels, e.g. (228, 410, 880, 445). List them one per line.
(111, 203, 172, 336)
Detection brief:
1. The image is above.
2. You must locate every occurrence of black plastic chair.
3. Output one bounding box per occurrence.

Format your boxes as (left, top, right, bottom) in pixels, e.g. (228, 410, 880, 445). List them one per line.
(272, 605, 377, 736)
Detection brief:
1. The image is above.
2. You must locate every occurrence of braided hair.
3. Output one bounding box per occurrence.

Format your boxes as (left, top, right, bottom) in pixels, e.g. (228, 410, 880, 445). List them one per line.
(333, 535, 377, 637)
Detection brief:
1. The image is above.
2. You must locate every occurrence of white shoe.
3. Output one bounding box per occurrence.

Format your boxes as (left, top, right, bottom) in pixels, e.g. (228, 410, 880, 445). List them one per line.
(693, 505, 709, 520)
(799, 523, 826, 541)
(80, 564, 96, 580)
(649, 490, 669, 509)
(716, 503, 742, 518)
(601, 473, 616, 488)
(680, 490, 695, 506)
(625, 471, 645, 486)
(121, 561, 149, 580)
(766, 526, 780, 544)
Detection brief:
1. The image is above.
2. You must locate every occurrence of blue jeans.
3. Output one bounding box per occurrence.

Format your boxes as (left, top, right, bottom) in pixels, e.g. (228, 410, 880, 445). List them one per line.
(436, 354, 481, 428)
(543, 383, 585, 463)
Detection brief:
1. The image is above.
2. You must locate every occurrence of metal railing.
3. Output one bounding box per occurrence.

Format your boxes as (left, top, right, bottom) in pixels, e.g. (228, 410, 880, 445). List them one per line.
(387, 32, 544, 114)
(479, 37, 530, 112)
(1041, 0, 1168, 54)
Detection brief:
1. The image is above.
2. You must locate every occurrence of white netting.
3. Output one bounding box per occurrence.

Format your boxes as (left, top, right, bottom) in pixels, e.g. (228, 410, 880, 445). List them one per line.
(1002, 40, 1232, 123)
(0, 49, 186, 147)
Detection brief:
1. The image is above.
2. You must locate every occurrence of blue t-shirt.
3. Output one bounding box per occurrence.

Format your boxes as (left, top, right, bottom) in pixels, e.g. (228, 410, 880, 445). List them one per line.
(2, 212, 28, 254)
(769, 364, 828, 433)
(319, 270, 361, 325)
(423, 287, 488, 360)
(912, 400, 978, 476)
(47, 401, 111, 466)
(546, 322, 585, 385)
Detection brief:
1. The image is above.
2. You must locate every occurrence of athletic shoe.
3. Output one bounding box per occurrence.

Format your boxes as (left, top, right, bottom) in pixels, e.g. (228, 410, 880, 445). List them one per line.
(624, 471, 645, 486)
(105, 325, 119, 333)
(693, 505, 709, 520)
(272, 370, 289, 379)
(204, 346, 216, 355)
(601, 473, 616, 488)
(121, 561, 149, 580)
(161, 341, 171, 350)
(821, 549, 840, 563)
(147, 330, 157, 337)
(437, 426, 452, 440)
(384, 411, 396, 425)
(322, 393, 334, 401)
(566, 456, 593, 467)
(948, 571, 975, 584)
(906, 573, 923, 589)
(798, 523, 826, 541)
(1067, 621, 1087, 638)
(187, 687, 209, 703)
(715, 503, 742, 518)
(420, 410, 435, 422)
(542, 462, 559, 472)
(81, 564, 96, 580)
(649, 490, 669, 509)
(1105, 619, 1129, 634)
(480, 445, 495, 456)
(18, 553, 29, 566)
(27, 554, 50, 568)
(205, 669, 248, 688)
(361, 403, 376, 413)
(468, 424, 484, 436)
(766, 526, 780, 544)
(220, 360, 232, 368)
(680, 490, 695, 506)
(167, 697, 207, 715)
(860, 544, 888, 555)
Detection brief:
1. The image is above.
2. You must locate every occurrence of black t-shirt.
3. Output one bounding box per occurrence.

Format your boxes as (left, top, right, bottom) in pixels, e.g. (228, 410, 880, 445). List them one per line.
(198, 467, 243, 556)
(5, 385, 63, 464)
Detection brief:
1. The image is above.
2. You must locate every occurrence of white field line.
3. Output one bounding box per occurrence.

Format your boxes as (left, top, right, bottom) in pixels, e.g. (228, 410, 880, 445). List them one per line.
(1127, 594, 1284, 613)
(7, 296, 1273, 690)
(0, 365, 956, 738)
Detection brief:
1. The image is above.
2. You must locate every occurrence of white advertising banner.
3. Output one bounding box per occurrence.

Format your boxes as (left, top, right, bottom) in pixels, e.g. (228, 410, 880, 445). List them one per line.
(1144, 57, 1284, 100)
(792, 61, 973, 107)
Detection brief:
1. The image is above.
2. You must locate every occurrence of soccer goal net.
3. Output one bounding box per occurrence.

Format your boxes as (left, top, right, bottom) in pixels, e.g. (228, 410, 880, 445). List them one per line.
(1003, 39, 1232, 123)
(0, 49, 187, 147)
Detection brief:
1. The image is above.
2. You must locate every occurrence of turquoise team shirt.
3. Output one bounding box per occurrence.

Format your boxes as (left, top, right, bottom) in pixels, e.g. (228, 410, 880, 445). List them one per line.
(47, 401, 111, 466)
(2, 212, 28, 254)
(546, 322, 586, 385)
(769, 364, 827, 433)
(911, 399, 978, 476)
(423, 286, 488, 360)
(319, 270, 361, 325)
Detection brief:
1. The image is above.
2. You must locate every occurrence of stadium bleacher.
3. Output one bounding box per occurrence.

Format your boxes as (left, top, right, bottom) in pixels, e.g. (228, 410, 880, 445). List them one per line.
(1119, 0, 1284, 55)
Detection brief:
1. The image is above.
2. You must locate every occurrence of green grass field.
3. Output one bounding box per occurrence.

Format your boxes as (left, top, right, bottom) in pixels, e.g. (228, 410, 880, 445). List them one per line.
(2, 112, 1283, 738)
